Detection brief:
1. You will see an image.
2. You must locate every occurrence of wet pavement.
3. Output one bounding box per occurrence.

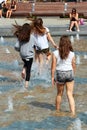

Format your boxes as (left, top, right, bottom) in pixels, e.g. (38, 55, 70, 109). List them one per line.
(0, 17, 87, 129)
(0, 35, 87, 129)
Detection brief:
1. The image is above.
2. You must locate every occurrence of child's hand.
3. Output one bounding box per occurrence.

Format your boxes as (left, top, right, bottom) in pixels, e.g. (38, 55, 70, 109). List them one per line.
(54, 44, 59, 49)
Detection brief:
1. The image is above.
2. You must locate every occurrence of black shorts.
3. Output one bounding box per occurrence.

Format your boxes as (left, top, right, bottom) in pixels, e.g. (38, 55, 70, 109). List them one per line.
(56, 70, 74, 84)
(71, 17, 77, 21)
(36, 48, 50, 55)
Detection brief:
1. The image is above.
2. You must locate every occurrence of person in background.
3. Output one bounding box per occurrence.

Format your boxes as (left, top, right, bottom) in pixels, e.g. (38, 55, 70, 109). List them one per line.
(2, 2, 8, 17)
(67, 8, 80, 32)
(51, 35, 76, 117)
(14, 23, 35, 90)
(6, 0, 16, 18)
(0, 1, 5, 18)
(31, 18, 58, 74)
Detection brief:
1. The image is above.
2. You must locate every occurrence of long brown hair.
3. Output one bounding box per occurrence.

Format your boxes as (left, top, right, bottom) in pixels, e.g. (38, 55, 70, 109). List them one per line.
(32, 18, 46, 35)
(11, 0, 16, 5)
(13, 23, 31, 43)
(71, 8, 76, 15)
(59, 35, 73, 60)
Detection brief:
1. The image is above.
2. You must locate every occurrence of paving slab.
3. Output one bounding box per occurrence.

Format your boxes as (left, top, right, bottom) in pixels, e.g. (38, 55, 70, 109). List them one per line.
(0, 17, 69, 27)
(0, 17, 87, 36)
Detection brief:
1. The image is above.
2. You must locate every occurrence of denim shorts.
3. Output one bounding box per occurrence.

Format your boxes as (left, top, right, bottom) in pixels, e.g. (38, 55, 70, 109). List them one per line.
(56, 70, 74, 84)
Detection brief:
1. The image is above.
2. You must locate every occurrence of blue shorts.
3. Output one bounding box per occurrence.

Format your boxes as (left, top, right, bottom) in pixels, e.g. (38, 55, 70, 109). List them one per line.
(56, 70, 74, 84)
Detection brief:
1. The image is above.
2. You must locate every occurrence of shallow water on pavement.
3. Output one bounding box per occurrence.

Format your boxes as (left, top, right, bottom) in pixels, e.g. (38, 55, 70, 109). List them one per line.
(0, 36, 87, 130)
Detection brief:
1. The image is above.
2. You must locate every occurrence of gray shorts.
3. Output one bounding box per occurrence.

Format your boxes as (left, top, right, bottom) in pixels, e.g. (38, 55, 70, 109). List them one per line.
(56, 70, 74, 84)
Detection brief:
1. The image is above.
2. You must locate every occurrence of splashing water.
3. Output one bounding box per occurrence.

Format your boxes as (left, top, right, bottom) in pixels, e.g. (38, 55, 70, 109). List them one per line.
(13, 60, 19, 69)
(0, 36, 5, 43)
(5, 96, 13, 112)
(71, 118, 82, 130)
(84, 54, 87, 59)
(8, 96, 13, 111)
(5, 48, 10, 54)
(76, 55, 80, 65)
(70, 36, 74, 43)
(76, 33, 80, 40)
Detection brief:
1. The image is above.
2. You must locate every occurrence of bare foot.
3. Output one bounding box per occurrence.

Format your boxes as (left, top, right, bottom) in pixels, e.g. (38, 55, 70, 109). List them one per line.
(69, 113, 77, 118)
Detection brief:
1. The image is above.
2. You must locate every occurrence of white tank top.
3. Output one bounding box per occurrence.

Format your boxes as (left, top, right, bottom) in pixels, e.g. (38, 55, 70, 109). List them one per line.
(53, 50, 75, 71)
(34, 27, 49, 50)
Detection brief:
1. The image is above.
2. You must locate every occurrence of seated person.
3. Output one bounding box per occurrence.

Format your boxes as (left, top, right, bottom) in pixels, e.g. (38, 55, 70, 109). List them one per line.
(68, 8, 80, 32)
(0, 1, 4, 18)
(2, 2, 8, 17)
(6, 0, 16, 18)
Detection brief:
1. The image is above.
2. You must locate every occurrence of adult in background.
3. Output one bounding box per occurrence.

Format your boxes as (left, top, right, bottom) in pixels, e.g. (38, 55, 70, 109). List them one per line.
(68, 8, 80, 32)
(0, 0, 5, 18)
(2, 2, 8, 17)
(6, 0, 16, 18)
(51, 35, 76, 117)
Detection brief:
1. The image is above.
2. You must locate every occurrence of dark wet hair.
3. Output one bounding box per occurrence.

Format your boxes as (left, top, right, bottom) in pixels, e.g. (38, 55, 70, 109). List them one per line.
(32, 18, 46, 35)
(72, 8, 76, 14)
(59, 35, 73, 60)
(14, 23, 31, 43)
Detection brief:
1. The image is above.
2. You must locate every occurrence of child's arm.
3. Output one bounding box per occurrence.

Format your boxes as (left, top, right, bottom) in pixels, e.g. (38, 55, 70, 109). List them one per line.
(47, 32, 58, 49)
(72, 55, 76, 74)
(51, 53, 57, 87)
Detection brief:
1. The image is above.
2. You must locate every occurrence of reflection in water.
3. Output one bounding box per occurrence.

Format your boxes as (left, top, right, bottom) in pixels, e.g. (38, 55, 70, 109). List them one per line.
(0, 37, 87, 129)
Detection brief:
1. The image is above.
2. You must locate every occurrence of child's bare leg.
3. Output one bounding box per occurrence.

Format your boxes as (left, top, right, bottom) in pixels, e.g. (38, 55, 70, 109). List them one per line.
(21, 67, 26, 79)
(75, 21, 80, 31)
(66, 81, 75, 116)
(39, 53, 43, 74)
(35, 52, 39, 63)
(46, 52, 52, 64)
(69, 22, 74, 31)
(56, 84, 64, 111)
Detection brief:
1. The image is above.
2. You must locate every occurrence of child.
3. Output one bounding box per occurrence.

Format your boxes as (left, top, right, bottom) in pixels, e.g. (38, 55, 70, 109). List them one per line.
(51, 35, 76, 116)
(2, 2, 8, 17)
(14, 23, 35, 90)
(31, 18, 58, 74)
(69, 8, 80, 32)
(6, 0, 16, 18)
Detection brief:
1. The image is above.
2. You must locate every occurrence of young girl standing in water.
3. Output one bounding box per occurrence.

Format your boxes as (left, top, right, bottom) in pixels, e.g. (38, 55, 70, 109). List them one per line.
(51, 35, 76, 116)
(14, 23, 35, 90)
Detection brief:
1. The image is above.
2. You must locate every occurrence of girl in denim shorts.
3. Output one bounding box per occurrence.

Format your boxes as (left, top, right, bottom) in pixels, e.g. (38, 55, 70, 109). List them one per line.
(51, 35, 76, 117)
